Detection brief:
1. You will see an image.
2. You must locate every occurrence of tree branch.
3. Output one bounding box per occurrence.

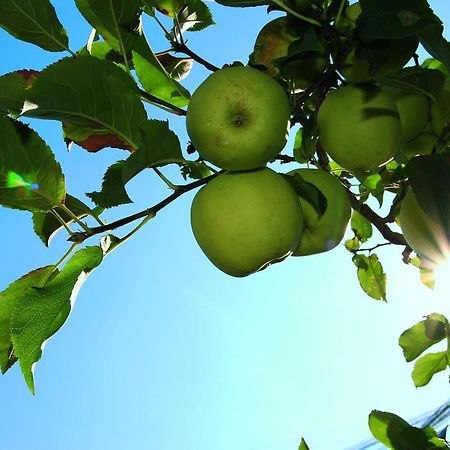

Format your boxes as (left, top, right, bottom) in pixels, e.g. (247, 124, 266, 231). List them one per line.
(171, 42, 220, 72)
(139, 88, 187, 116)
(69, 172, 220, 243)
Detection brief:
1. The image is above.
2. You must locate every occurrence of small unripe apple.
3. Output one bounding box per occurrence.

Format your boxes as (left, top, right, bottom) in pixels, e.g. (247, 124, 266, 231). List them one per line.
(399, 188, 450, 266)
(288, 168, 351, 256)
(317, 84, 401, 171)
(186, 66, 291, 171)
(190, 168, 304, 277)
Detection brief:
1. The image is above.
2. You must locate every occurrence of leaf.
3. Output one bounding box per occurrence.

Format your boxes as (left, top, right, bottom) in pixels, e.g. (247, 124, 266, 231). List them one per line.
(298, 438, 311, 450)
(293, 126, 316, 164)
(285, 173, 328, 218)
(121, 120, 184, 182)
(0, 266, 55, 374)
(0, 0, 69, 51)
(22, 56, 147, 149)
(399, 313, 448, 362)
(177, 0, 215, 33)
(357, 0, 439, 40)
(353, 253, 387, 301)
(132, 37, 190, 108)
(11, 246, 103, 393)
(377, 67, 446, 101)
(412, 351, 448, 387)
(351, 210, 373, 243)
(369, 410, 411, 449)
(345, 236, 361, 252)
(74, 0, 141, 58)
(33, 194, 103, 246)
(0, 70, 39, 116)
(87, 161, 133, 208)
(419, 22, 450, 73)
(406, 154, 450, 234)
(0, 118, 65, 212)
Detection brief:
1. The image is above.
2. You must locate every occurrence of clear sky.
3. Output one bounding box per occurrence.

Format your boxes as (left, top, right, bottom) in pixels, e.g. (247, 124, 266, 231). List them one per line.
(0, 1, 449, 450)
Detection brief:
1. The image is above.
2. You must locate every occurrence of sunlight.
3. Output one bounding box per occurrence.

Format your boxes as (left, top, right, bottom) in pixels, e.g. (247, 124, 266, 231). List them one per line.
(431, 257, 450, 305)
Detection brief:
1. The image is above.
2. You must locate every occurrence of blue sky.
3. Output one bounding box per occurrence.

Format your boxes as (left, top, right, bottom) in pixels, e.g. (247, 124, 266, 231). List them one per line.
(0, 1, 449, 449)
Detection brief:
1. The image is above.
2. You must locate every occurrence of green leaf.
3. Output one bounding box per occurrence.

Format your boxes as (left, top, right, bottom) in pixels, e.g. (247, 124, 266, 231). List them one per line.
(412, 351, 448, 387)
(132, 37, 190, 108)
(345, 236, 361, 252)
(419, 23, 450, 73)
(22, 56, 147, 149)
(351, 210, 373, 243)
(177, 0, 215, 32)
(293, 127, 316, 164)
(406, 154, 450, 235)
(353, 253, 387, 301)
(399, 313, 448, 362)
(11, 246, 103, 393)
(0, 0, 69, 51)
(285, 173, 328, 218)
(369, 410, 411, 449)
(298, 438, 311, 450)
(87, 160, 133, 208)
(121, 120, 184, 182)
(0, 266, 55, 374)
(0, 118, 65, 212)
(378, 67, 446, 101)
(357, 0, 439, 40)
(74, 0, 141, 58)
(0, 70, 39, 116)
(33, 195, 103, 246)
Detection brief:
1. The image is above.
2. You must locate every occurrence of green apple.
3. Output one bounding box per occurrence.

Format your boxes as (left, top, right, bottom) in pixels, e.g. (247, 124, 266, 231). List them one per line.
(186, 66, 291, 171)
(338, 36, 418, 84)
(288, 168, 351, 256)
(397, 132, 437, 161)
(430, 87, 450, 136)
(190, 168, 304, 277)
(386, 88, 429, 142)
(399, 188, 449, 266)
(345, 2, 362, 22)
(249, 17, 328, 91)
(317, 84, 401, 171)
(143, 0, 184, 16)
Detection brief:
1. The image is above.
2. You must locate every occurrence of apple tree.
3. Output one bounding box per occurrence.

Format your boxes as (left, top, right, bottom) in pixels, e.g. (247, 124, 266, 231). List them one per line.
(0, 0, 449, 447)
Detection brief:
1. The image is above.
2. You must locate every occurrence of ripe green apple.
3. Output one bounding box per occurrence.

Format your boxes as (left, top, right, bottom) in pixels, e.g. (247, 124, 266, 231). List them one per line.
(399, 188, 450, 266)
(186, 66, 291, 171)
(385, 88, 429, 142)
(430, 88, 450, 136)
(288, 168, 351, 256)
(190, 168, 304, 277)
(249, 17, 328, 91)
(317, 84, 401, 171)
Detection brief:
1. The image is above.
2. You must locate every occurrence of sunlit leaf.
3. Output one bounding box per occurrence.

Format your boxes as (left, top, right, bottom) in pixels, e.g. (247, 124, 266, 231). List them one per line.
(353, 253, 386, 301)
(11, 246, 103, 393)
(412, 351, 448, 387)
(351, 210, 373, 243)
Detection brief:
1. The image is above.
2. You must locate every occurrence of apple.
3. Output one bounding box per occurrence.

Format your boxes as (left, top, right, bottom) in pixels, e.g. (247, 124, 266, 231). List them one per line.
(397, 132, 437, 162)
(317, 84, 401, 171)
(399, 188, 450, 266)
(430, 87, 450, 136)
(385, 88, 429, 142)
(143, 0, 184, 17)
(249, 17, 328, 91)
(186, 66, 291, 171)
(190, 168, 304, 277)
(345, 2, 361, 22)
(288, 168, 351, 256)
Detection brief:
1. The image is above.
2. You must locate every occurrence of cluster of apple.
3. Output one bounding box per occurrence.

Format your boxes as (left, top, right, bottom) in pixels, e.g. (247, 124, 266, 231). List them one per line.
(186, 65, 351, 277)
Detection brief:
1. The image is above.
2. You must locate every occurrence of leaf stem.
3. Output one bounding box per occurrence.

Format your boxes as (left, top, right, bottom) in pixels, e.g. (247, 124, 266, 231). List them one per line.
(68, 172, 221, 243)
(139, 88, 187, 116)
(57, 204, 92, 233)
(334, 0, 347, 27)
(153, 167, 178, 190)
(50, 209, 75, 236)
(270, 0, 322, 27)
(171, 42, 220, 72)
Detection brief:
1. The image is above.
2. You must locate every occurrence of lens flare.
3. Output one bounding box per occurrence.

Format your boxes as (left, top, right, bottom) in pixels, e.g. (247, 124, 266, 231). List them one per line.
(6, 171, 39, 190)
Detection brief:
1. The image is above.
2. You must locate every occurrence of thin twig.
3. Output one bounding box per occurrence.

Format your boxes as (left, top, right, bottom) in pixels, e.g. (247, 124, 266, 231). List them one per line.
(139, 88, 187, 116)
(171, 42, 220, 72)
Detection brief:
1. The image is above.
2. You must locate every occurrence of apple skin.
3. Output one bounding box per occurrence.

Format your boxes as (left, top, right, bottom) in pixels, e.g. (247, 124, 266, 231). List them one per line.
(399, 188, 450, 266)
(397, 132, 437, 161)
(288, 168, 351, 256)
(190, 168, 304, 277)
(385, 89, 429, 142)
(317, 84, 401, 171)
(430, 88, 450, 135)
(186, 66, 291, 171)
(249, 17, 328, 90)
